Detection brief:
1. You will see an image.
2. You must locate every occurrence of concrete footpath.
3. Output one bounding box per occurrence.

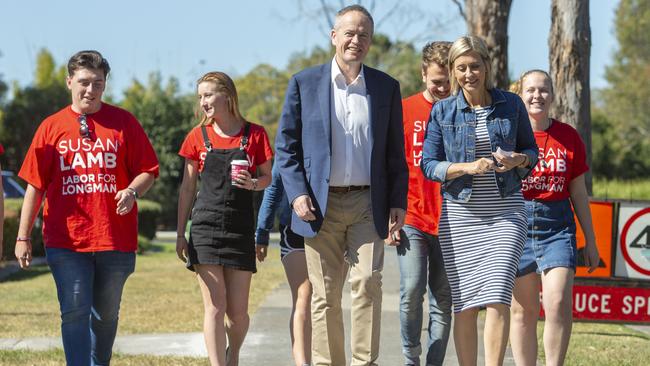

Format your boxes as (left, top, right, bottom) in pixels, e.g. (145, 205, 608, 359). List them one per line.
(0, 236, 521, 365)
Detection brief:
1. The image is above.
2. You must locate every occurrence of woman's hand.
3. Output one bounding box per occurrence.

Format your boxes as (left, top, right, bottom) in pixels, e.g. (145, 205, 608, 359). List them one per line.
(15, 239, 32, 269)
(256, 244, 268, 262)
(584, 241, 600, 273)
(233, 170, 257, 190)
(492, 151, 528, 173)
(176, 236, 188, 262)
(469, 157, 496, 175)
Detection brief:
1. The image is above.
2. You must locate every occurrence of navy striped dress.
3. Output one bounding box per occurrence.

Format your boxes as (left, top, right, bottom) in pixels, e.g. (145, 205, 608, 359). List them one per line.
(438, 107, 527, 312)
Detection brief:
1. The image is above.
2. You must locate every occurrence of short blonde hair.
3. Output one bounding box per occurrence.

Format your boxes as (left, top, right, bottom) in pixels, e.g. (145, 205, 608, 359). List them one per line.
(196, 71, 243, 126)
(448, 36, 494, 95)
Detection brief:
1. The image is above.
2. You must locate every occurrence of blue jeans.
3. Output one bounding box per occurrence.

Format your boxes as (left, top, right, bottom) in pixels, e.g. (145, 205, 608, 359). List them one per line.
(46, 247, 136, 366)
(397, 225, 452, 366)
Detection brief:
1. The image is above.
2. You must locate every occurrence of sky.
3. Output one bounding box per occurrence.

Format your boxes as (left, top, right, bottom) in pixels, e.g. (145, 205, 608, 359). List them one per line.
(0, 0, 619, 99)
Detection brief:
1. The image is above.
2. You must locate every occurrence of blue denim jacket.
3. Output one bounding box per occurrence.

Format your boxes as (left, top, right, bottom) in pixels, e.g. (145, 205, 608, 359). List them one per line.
(255, 163, 291, 245)
(421, 88, 538, 202)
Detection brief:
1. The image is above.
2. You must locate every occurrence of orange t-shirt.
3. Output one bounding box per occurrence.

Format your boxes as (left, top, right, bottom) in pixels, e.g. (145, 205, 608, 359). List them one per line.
(522, 119, 589, 201)
(178, 122, 273, 172)
(19, 103, 160, 252)
(402, 93, 442, 235)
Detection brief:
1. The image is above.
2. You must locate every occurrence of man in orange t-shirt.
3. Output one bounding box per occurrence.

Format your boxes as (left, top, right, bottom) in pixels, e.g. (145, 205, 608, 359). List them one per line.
(15, 50, 159, 366)
(398, 41, 452, 366)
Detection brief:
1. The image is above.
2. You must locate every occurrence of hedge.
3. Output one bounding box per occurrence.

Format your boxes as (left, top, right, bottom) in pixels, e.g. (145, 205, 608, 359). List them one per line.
(1, 198, 161, 259)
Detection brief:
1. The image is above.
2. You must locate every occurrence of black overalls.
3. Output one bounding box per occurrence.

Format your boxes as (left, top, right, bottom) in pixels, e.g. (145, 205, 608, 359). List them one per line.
(187, 123, 256, 272)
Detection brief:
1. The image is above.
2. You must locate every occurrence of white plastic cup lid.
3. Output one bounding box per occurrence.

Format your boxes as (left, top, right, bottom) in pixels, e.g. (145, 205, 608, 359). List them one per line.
(231, 160, 250, 166)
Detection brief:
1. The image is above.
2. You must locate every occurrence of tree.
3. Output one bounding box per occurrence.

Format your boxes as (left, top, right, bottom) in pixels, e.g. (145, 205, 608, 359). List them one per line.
(121, 73, 195, 227)
(549, 0, 592, 189)
(599, 0, 650, 180)
(291, 0, 438, 41)
(452, 0, 513, 89)
(0, 49, 68, 171)
(235, 64, 290, 143)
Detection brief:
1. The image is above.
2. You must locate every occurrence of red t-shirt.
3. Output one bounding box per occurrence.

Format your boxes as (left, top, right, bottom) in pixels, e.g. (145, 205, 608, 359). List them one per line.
(522, 119, 589, 201)
(178, 122, 273, 172)
(402, 93, 442, 235)
(19, 103, 160, 252)
(0, 143, 4, 155)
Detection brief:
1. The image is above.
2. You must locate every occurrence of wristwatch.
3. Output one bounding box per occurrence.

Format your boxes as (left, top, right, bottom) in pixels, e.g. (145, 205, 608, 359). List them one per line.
(127, 187, 139, 199)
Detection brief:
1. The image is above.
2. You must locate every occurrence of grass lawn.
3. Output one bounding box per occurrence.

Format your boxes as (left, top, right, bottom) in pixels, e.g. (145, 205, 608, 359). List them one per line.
(0, 348, 209, 366)
(537, 321, 650, 366)
(0, 242, 285, 338)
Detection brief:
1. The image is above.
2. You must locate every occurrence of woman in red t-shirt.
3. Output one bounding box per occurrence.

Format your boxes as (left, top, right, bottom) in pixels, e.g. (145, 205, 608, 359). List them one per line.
(176, 71, 272, 366)
(509, 70, 600, 366)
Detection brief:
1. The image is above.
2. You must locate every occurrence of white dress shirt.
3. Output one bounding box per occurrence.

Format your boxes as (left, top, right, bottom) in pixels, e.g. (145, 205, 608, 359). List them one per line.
(329, 58, 372, 187)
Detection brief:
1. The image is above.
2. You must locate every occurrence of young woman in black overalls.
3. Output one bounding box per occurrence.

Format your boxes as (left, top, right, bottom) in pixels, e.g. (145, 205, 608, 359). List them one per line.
(176, 71, 272, 366)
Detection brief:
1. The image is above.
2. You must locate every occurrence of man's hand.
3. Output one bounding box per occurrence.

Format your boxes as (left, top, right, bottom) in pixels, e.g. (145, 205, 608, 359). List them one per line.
(15, 239, 32, 269)
(293, 194, 316, 221)
(387, 208, 406, 245)
(114, 189, 136, 215)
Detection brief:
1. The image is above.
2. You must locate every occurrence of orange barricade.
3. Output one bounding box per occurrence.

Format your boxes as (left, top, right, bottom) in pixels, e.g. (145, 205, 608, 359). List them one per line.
(575, 201, 615, 278)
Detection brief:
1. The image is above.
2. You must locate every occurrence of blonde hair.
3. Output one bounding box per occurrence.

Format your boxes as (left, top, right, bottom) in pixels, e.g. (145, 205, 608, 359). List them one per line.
(196, 71, 243, 126)
(448, 36, 493, 95)
(510, 69, 554, 96)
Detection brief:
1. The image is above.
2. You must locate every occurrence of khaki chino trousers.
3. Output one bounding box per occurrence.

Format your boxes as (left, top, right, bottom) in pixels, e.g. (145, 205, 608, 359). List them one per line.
(305, 190, 384, 366)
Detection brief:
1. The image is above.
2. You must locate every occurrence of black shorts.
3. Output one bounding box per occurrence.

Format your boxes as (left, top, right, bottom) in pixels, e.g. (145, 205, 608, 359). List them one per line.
(279, 224, 305, 260)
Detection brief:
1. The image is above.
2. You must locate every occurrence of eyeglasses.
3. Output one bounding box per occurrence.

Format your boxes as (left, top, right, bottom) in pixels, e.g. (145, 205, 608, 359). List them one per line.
(78, 114, 90, 139)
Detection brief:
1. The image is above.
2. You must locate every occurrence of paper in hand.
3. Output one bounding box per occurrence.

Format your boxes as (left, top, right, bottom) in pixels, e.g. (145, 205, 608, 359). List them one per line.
(496, 147, 514, 157)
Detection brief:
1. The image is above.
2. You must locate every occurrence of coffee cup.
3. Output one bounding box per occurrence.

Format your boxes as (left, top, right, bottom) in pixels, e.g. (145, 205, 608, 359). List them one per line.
(231, 159, 250, 185)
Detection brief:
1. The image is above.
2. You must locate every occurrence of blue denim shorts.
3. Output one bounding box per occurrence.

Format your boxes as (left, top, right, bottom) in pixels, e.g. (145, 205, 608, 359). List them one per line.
(517, 199, 577, 276)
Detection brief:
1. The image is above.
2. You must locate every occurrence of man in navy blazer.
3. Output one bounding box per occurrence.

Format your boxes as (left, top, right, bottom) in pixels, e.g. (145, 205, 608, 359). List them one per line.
(275, 5, 408, 366)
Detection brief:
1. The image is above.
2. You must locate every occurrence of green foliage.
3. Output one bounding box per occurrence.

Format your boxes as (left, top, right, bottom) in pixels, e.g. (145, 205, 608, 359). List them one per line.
(364, 34, 422, 98)
(592, 178, 650, 201)
(0, 49, 69, 172)
(235, 64, 290, 143)
(0, 76, 7, 105)
(137, 235, 153, 254)
(598, 0, 650, 179)
(120, 73, 195, 228)
(286, 46, 333, 75)
(137, 199, 162, 240)
(34, 50, 67, 89)
(2, 198, 44, 260)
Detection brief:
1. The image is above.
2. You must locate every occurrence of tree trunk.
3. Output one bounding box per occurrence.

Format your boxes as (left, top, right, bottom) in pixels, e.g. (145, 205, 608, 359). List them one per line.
(549, 0, 592, 193)
(464, 0, 512, 89)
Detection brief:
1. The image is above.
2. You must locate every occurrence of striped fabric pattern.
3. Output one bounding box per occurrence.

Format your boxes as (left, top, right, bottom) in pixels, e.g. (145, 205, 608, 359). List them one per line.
(439, 107, 527, 312)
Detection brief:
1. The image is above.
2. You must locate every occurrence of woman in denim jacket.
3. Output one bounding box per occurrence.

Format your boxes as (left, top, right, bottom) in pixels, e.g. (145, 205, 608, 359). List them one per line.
(421, 36, 538, 366)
